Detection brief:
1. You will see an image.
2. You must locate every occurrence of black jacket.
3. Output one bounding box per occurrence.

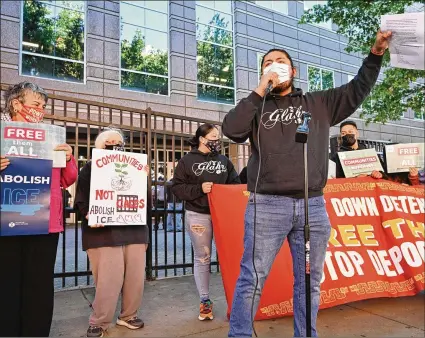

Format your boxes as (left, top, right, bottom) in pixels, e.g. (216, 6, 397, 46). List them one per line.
(171, 149, 240, 214)
(239, 167, 248, 184)
(74, 161, 149, 251)
(222, 52, 383, 198)
(331, 143, 368, 178)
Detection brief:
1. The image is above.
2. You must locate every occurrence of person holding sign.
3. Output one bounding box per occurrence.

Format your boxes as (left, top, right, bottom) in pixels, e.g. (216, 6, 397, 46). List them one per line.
(172, 123, 241, 321)
(74, 128, 149, 338)
(0, 82, 77, 337)
(381, 144, 421, 186)
(332, 120, 383, 179)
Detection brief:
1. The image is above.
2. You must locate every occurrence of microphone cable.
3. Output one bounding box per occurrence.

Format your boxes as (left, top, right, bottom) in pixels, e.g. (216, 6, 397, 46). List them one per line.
(250, 86, 270, 337)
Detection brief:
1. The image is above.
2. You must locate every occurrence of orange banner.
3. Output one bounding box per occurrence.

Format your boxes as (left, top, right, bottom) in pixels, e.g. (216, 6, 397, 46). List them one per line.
(208, 178, 425, 320)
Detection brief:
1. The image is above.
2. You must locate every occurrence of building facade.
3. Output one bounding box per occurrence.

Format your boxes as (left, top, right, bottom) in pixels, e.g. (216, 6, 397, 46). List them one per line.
(1, 0, 424, 284)
(1, 0, 424, 143)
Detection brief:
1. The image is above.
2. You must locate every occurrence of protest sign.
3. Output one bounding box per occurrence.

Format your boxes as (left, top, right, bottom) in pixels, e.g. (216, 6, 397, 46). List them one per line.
(88, 149, 148, 226)
(385, 143, 424, 173)
(338, 149, 383, 178)
(0, 157, 52, 236)
(1, 121, 66, 167)
(328, 159, 336, 179)
(209, 178, 424, 320)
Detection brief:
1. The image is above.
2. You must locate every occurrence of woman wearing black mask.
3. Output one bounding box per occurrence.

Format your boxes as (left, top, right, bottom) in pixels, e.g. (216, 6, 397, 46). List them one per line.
(172, 123, 240, 321)
(75, 128, 149, 337)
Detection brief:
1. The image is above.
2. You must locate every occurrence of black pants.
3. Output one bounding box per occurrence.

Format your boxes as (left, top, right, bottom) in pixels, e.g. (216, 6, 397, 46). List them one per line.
(0, 233, 59, 337)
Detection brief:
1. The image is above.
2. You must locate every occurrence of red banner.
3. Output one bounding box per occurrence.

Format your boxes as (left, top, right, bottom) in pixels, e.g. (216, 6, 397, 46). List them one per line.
(208, 178, 425, 321)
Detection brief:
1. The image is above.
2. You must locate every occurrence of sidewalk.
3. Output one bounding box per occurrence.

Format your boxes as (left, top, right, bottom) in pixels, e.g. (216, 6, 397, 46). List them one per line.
(51, 273, 425, 337)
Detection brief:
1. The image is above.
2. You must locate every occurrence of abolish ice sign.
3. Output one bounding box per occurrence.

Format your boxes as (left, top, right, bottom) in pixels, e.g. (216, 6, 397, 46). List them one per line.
(88, 149, 148, 226)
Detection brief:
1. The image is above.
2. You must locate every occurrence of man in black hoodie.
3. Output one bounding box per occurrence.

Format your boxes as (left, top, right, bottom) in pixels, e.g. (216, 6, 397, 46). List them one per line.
(223, 30, 391, 337)
(331, 120, 382, 179)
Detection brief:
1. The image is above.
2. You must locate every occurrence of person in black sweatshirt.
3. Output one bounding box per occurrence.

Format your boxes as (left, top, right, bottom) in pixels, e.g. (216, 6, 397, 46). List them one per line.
(331, 120, 382, 179)
(223, 30, 392, 338)
(239, 166, 248, 184)
(171, 123, 240, 321)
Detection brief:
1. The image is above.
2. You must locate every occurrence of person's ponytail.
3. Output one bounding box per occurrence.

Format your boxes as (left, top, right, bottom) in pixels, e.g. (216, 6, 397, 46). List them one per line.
(188, 136, 199, 148)
(187, 123, 216, 149)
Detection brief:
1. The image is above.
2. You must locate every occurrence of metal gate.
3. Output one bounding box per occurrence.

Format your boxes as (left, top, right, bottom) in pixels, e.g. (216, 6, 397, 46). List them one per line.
(0, 87, 249, 289)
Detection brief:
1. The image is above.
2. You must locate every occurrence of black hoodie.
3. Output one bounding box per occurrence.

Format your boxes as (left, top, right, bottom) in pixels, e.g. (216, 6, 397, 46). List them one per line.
(171, 149, 241, 214)
(222, 52, 383, 198)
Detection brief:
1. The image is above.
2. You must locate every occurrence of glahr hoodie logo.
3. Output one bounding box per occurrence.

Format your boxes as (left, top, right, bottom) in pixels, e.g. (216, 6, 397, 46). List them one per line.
(192, 160, 227, 176)
(261, 105, 306, 129)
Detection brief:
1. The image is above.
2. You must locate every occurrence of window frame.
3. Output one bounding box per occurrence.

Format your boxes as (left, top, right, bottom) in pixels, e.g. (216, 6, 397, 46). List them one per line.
(19, 0, 87, 84)
(196, 0, 236, 105)
(254, 1, 289, 16)
(307, 65, 334, 91)
(119, 0, 170, 96)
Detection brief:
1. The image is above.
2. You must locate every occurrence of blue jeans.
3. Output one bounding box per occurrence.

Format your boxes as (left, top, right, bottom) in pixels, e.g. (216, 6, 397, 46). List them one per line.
(228, 195, 331, 337)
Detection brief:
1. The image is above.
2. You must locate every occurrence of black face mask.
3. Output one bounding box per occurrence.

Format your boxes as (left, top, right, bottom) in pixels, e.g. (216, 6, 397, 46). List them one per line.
(104, 144, 125, 152)
(341, 134, 356, 147)
(205, 139, 221, 154)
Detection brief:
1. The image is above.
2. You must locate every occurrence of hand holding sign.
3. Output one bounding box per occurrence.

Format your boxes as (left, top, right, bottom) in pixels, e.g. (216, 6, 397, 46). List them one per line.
(371, 170, 383, 179)
(85, 214, 104, 228)
(0, 156, 10, 171)
(54, 143, 73, 162)
(410, 167, 419, 177)
(202, 182, 213, 194)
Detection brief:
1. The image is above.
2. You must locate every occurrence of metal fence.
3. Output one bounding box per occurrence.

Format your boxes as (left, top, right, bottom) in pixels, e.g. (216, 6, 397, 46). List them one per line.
(0, 85, 249, 288)
(1, 85, 393, 289)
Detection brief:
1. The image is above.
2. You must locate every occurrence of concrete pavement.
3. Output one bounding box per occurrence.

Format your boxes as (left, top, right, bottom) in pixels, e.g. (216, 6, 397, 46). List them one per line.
(51, 273, 425, 337)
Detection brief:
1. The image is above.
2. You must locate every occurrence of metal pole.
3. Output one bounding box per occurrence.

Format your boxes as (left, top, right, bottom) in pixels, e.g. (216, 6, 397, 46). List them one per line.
(304, 142, 311, 337)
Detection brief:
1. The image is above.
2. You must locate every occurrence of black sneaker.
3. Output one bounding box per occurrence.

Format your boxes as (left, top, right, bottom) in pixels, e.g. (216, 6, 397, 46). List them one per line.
(116, 316, 144, 330)
(87, 326, 104, 337)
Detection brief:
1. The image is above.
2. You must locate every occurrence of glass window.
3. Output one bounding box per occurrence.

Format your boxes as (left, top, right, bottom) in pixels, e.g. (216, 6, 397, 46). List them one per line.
(196, 1, 234, 104)
(321, 70, 334, 90)
(414, 108, 424, 120)
(304, 0, 333, 30)
(307, 66, 334, 91)
(255, 1, 288, 15)
(120, 1, 169, 95)
(21, 0, 85, 82)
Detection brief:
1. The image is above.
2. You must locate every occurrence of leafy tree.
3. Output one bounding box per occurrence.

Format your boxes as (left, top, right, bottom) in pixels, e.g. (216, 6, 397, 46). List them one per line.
(22, 0, 84, 81)
(120, 26, 168, 94)
(300, 0, 425, 124)
(196, 12, 234, 103)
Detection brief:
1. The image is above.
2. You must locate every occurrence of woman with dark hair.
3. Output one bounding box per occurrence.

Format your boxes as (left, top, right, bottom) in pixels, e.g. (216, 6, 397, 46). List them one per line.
(0, 81, 78, 337)
(172, 123, 240, 321)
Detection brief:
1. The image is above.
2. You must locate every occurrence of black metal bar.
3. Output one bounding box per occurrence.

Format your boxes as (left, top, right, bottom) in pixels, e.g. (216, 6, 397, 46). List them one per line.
(145, 109, 154, 280)
(54, 271, 92, 278)
(151, 261, 219, 271)
(181, 136, 187, 275)
(162, 132, 168, 277)
(171, 119, 177, 276)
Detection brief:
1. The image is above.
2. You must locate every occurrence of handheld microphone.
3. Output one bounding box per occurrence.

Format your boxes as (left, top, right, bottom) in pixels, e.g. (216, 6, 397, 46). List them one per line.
(265, 81, 273, 94)
(295, 112, 312, 143)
